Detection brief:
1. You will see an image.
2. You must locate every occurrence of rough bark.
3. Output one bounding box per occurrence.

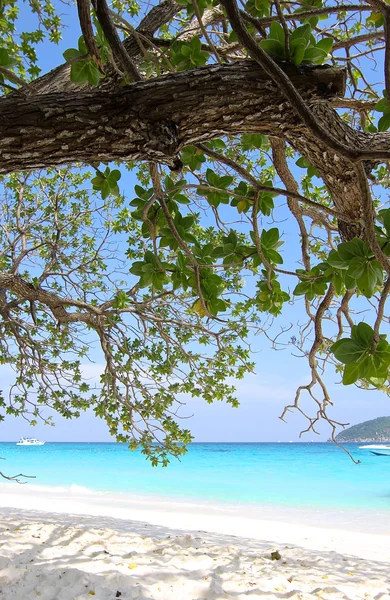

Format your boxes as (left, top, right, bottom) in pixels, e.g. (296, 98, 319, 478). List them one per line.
(1, 60, 388, 237)
(0, 61, 347, 173)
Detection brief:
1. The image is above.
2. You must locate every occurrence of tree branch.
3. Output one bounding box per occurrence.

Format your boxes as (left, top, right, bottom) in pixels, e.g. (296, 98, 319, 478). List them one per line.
(221, 0, 379, 163)
(76, 0, 104, 73)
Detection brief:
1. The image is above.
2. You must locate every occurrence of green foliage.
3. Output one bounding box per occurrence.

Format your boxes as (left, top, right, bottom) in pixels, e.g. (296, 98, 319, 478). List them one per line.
(326, 238, 383, 298)
(176, 0, 216, 17)
(180, 146, 206, 171)
(294, 237, 385, 301)
(367, 11, 385, 29)
(294, 0, 326, 28)
(91, 167, 121, 199)
(256, 272, 290, 315)
(0, 47, 16, 68)
(260, 22, 333, 65)
(0, 0, 63, 80)
(294, 266, 327, 300)
(240, 134, 267, 151)
(211, 229, 250, 266)
(112, 290, 131, 308)
(231, 181, 255, 214)
(259, 228, 284, 265)
(63, 36, 104, 87)
(130, 250, 171, 289)
(170, 37, 209, 71)
(245, 0, 270, 18)
(331, 323, 390, 386)
(376, 208, 390, 255)
(295, 156, 319, 178)
(197, 168, 234, 207)
(375, 94, 390, 131)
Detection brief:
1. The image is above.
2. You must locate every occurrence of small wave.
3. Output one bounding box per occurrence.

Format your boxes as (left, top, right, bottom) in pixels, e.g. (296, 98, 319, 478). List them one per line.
(69, 484, 96, 495)
(0, 481, 99, 496)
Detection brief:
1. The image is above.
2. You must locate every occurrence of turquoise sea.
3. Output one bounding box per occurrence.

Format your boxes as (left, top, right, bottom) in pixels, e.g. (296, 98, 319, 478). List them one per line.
(0, 442, 390, 512)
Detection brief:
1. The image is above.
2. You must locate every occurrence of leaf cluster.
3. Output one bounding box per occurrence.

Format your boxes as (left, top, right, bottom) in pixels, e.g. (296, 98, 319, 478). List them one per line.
(331, 323, 390, 387)
(170, 37, 209, 71)
(260, 22, 333, 66)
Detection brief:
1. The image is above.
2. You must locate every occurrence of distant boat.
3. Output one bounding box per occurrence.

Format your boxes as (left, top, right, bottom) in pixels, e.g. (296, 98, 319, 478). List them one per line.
(16, 437, 45, 446)
(359, 444, 390, 456)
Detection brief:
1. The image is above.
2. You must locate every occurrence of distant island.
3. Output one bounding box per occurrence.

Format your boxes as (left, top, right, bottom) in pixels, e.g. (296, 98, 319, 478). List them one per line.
(335, 416, 390, 442)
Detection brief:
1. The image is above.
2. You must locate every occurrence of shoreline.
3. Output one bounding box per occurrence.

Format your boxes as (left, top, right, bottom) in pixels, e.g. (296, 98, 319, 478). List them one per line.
(0, 482, 390, 562)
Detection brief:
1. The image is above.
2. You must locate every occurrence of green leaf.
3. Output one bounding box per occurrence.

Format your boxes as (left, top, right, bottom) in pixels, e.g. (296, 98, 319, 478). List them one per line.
(343, 362, 361, 385)
(316, 37, 333, 54)
(78, 35, 87, 55)
(337, 239, 367, 261)
(112, 290, 130, 308)
(347, 256, 367, 279)
(261, 228, 280, 250)
(237, 200, 247, 213)
(70, 59, 102, 86)
(303, 46, 327, 65)
(351, 322, 374, 348)
(0, 48, 17, 67)
(382, 208, 390, 236)
(330, 338, 366, 365)
(269, 21, 285, 45)
(375, 340, 390, 366)
(378, 113, 390, 132)
(375, 97, 390, 113)
(246, 0, 271, 18)
(174, 194, 190, 205)
(296, 156, 309, 169)
(181, 146, 206, 170)
(290, 38, 307, 66)
(109, 169, 121, 182)
(356, 262, 380, 297)
(190, 35, 201, 52)
(367, 374, 388, 387)
(327, 250, 348, 270)
(331, 339, 366, 364)
(290, 24, 312, 44)
(241, 134, 266, 151)
(259, 39, 285, 60)
(63, 48, 81, 62)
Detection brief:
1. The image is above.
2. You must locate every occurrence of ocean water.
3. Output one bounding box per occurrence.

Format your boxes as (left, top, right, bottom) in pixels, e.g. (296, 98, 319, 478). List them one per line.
(0, 442, 390, 512)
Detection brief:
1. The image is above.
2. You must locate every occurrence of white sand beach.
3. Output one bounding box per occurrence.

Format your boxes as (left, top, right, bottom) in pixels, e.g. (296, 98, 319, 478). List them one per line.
(0, 485, 389, 599)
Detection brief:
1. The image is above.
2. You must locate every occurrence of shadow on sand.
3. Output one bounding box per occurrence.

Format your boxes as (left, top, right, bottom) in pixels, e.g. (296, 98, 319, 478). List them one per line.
(0, 508, 389, 599)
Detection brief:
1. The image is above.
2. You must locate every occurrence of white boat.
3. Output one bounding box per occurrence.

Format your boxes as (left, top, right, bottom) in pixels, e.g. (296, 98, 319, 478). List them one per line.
(359, 444, 390, 456)
(16, 437, 45, 446)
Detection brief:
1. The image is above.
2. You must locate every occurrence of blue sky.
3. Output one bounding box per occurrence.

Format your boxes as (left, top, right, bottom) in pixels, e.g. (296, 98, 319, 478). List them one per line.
(1, 0, 389, 443)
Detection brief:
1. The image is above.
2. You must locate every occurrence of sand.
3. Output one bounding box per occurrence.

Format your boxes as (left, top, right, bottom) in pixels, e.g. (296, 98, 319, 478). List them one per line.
(0, 486, 389, 599)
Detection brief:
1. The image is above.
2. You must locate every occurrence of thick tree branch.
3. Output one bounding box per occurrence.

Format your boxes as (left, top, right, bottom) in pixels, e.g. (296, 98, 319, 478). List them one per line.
(1, 60, 388, 240)
(221, 0, 381, 163)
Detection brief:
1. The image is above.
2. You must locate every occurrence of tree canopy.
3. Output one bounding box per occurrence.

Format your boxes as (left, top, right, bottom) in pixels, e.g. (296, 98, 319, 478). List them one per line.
(0, 0, 390, 463)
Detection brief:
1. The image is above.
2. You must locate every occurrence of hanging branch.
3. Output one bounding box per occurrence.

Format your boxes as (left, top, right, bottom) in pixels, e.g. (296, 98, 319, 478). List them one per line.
(76, 0, 104, 73)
